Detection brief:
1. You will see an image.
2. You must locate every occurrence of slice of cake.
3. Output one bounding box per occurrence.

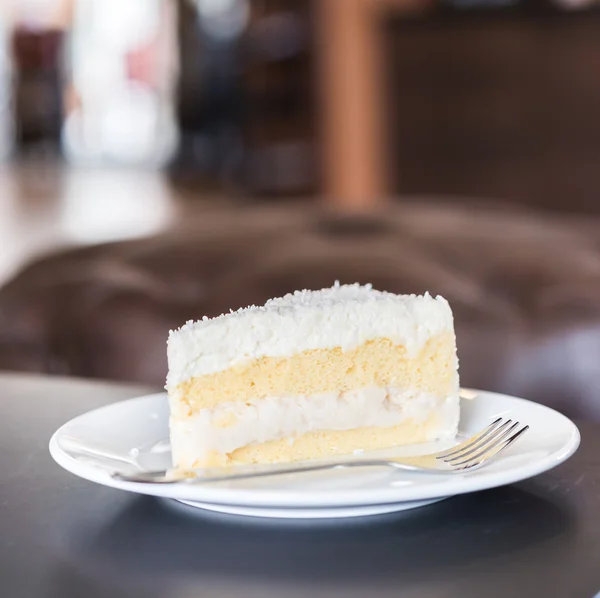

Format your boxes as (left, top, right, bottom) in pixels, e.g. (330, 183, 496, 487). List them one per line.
(167, 283, 459, 469)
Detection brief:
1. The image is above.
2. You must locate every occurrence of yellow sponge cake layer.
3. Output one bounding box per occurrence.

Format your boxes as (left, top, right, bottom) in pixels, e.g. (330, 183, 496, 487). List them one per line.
(170, 333, 456, 415)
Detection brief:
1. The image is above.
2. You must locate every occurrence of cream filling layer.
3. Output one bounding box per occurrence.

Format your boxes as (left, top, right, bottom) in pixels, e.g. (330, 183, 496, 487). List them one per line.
(170, 386, 459, 463)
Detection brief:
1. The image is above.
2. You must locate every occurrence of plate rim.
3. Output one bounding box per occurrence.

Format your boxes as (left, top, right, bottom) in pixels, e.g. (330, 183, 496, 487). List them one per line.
(49, 389, 581, 509)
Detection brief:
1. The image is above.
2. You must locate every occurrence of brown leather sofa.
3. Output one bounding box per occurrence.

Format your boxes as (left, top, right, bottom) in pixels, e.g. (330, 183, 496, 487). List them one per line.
(2, 200, 600, 420)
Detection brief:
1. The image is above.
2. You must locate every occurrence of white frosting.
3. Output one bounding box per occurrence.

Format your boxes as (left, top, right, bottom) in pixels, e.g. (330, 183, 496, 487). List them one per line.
(166, 283, 454, 387)
(170, 386, 459, 465)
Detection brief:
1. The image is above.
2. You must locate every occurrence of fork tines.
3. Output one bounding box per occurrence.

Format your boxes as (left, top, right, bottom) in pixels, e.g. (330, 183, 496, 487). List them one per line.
(437, 417, 529, 471)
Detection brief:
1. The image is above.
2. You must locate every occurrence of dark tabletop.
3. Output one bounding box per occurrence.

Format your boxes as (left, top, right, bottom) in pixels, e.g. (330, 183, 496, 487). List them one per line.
(1, 372, 599, 598)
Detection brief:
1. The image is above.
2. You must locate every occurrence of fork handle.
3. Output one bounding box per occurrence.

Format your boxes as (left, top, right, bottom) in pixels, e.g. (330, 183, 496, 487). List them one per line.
(112, 458, 436, 485)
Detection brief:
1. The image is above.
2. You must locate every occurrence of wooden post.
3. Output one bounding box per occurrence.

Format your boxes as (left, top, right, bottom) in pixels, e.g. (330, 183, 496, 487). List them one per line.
(315, 0, 388, 210)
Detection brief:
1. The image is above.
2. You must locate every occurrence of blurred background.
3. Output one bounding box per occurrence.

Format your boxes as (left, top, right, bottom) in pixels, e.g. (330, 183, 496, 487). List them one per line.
(2, 0, 600, 420)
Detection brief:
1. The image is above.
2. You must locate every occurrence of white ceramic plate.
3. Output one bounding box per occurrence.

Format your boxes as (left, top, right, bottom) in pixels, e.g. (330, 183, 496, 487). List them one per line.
(49, 390, 580, 519)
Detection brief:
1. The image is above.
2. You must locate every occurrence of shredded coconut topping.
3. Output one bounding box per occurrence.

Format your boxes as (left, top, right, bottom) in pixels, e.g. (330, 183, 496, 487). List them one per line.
(166, 283, 453, 387)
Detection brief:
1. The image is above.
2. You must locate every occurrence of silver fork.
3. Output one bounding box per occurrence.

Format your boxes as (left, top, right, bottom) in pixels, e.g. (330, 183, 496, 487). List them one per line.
(112, 417, 528, 485)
